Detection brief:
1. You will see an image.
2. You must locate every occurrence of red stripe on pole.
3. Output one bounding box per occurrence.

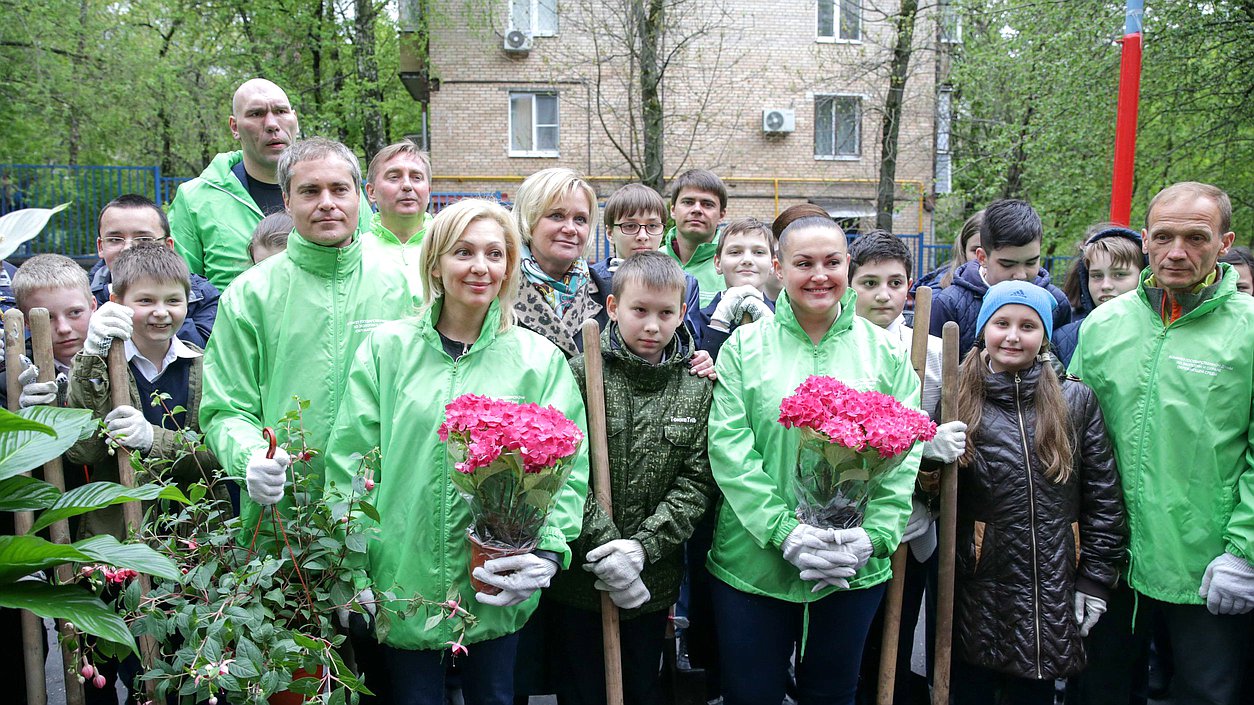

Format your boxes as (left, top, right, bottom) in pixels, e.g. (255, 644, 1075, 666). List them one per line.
(1110, 32, 1142, 227)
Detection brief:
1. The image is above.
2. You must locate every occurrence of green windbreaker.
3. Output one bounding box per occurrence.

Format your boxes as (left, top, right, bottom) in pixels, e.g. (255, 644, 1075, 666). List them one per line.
(169, 151, 374, 290)
(200, 232, 416, 535)
(1069, 264, 1254, 604)
(362, 211, 432, 294)
(323, 299, 590, 650)
(662, 227, 722, 307)
(707, 289, 923, 601)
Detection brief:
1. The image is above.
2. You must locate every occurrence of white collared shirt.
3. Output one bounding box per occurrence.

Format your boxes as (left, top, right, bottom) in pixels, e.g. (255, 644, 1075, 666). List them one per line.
(124, 337, 201, 382)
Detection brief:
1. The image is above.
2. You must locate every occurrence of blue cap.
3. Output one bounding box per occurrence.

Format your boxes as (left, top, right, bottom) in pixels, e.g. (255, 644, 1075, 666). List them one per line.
(976, 280, 1058, 341)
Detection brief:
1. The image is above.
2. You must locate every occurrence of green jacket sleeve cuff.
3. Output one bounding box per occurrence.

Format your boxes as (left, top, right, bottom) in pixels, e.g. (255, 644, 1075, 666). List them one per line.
(771, 515, 800, 549)
(536, 526, 572, 569)
(1225, 540, 1251, 563)
(868, 530, 892, 559)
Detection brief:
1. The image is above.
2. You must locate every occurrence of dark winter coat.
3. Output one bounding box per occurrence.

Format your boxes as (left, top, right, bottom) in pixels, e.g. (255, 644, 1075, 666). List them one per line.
(929, 260, 1071, 353)
(547, 322, 717, 617)
(514, 261, 611, 358)
(590, 256, 703, 336)
(954, 361, 1126, 680)
(691, 289, 776, 360)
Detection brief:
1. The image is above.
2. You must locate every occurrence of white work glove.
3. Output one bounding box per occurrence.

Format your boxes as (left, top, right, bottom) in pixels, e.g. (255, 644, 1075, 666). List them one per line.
(1073, 591, 1107, 637)
(902, 499, 932, 544)
(598, 576, 651, 609)
(473, 553, 559, 607)
(831, 527, 874, 570)
(923, 420, 967, 464)
(733, 295, 773, 325)
(17, 358, 62, 408)
(781, 524, 837, 571)
(103, 406, 153, 453)
(83, 302, 133, 356)
(583, 539, 646, 590)
(782, 524, 857, 590)
(245, 447, 290, 506)
(335, 587, 377, 628)
(1200, 552, 1254, 615)
(709, 285, 764, 332)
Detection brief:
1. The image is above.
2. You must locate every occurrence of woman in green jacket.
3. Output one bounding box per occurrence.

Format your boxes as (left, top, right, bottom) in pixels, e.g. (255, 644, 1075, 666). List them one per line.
(324, 199, 590, 705)
(707, 216, 923, 705)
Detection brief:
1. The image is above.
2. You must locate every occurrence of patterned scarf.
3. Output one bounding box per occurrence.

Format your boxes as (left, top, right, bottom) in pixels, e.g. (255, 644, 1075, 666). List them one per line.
(520, 245, 590, 318)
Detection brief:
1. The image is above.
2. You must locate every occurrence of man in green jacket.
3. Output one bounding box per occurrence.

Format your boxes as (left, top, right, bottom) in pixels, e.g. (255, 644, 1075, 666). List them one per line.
(200, 137, 415, 539)
(1070, 182, 1254, 705)
(363, 139, 434, 293)
(663, 169, 727, 307)
(169, 79, 372, 289)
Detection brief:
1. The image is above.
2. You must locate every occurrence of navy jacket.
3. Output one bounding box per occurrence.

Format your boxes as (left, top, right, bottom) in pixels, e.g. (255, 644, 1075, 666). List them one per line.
(88, 259, 220, 347)
(929, 260, 1070, 355)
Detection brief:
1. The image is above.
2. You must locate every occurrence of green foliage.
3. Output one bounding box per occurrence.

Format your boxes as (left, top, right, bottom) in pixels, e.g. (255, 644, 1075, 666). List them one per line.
(944, 0, 1254, 250)
(1, 0, 417, 170)
(0, 405, 95, 481)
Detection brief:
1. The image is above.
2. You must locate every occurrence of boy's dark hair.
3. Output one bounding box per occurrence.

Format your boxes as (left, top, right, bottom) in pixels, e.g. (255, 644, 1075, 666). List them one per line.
(604, 184, 667, 229)
(848, 229, 913, 278)
(249, 212, 293, 260)
(980, 199, 1042, 251)
(112, 243, 191, 298)
(611, 251, 686, 303)
(97, 194, 171, 239)
(716, 218, 773, 258)
(668, 169, 727, 210)
(1221, 245, 1254, 269)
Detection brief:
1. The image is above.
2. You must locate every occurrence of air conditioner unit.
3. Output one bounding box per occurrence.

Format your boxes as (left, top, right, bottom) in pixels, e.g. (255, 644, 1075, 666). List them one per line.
(503, 30, 532, 54)
(762, 108, 796, 133)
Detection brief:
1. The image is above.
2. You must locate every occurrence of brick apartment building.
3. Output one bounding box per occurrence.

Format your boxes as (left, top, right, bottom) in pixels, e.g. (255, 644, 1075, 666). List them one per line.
(402, 0, 957, 244)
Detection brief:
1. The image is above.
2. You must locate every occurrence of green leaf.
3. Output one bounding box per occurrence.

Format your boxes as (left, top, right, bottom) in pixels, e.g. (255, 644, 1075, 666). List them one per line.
(0, 534, 91, 582)
(0, 406, 96, 482)
(344, 533, 367, 553)
(0, 409, 54, 436)
(31, 482, 189, 533)
(74, 534, 180, 581)
(0, 475, 60, 511)
(356, 500, 380, 523)
(0, 582, 136, 653)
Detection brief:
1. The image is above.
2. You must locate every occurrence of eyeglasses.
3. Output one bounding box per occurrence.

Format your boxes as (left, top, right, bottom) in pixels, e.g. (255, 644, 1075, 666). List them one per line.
(101, 236, 162, 247)
(613, 222, 665, 236)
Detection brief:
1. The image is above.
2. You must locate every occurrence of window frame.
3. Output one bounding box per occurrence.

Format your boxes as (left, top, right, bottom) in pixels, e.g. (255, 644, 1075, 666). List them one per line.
(509, 0, 558, 38)
(816, 0, 863, 44)
(939, 0, 962, 44)
(813, 93, 863, 161)
(508, 91, 561, 158)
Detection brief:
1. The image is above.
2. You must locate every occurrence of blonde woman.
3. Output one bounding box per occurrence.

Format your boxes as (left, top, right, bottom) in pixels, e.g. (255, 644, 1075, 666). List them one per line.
(324, 199, 589, 705)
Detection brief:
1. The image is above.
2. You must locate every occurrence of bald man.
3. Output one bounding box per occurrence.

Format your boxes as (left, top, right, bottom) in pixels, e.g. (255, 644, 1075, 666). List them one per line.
(169, 78, 373, 289)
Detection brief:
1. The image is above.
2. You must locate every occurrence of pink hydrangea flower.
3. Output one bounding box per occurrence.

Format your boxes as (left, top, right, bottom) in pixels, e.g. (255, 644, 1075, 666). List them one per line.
(439, 394, 583, 475)
(779, 376, 936, 457)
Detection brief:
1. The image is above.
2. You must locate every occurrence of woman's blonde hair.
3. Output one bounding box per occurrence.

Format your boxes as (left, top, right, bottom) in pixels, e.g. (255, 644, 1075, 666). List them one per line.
(420, 199, 521, 332)
(511, 168, 599, 252)
(941, 210, 984, 288)
(956, 347, 1075, 484)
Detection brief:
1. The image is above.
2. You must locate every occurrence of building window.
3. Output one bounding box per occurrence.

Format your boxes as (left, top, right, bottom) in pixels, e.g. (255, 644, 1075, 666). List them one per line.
(814, 94, 861, 159)
(939, 0, 961, 43)
(817, 0, 861, 42)
(509, 92, 560, 157)
(934, 87, 953, 193)
(509, 0, 558, 37)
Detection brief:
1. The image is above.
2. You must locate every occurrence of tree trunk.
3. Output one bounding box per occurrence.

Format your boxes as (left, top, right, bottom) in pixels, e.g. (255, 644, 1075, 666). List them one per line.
(637, 0, 665, 193)
(1003, 104, 1034, 199)
(312, 0, 324, 113)
(355, 0, 386, 161)
(875, 0, 918, 232)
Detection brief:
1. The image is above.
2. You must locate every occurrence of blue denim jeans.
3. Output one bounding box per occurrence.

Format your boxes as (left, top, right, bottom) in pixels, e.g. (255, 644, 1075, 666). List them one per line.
(381, 631, 520, 705)
(712, 577, 886, 705)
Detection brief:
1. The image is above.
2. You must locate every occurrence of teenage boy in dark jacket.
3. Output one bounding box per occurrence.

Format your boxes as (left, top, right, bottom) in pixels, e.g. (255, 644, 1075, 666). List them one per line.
(547, 251, 717, 705)
(930, 199, 1070, 355)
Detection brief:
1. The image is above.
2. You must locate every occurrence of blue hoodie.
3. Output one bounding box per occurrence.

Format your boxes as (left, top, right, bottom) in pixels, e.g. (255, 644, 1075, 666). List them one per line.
(929, 259, 1071, 354)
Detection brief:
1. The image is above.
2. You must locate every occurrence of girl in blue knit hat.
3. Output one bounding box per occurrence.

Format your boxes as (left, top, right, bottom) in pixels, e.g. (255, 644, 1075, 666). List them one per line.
(949, 280, 1127, 704)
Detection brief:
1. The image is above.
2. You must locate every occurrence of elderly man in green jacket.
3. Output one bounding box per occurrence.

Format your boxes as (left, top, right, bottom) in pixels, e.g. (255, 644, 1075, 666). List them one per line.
(1069, 182, 1254, 705)
(169, 79, 372, 289)
(200, 137, 414, 537)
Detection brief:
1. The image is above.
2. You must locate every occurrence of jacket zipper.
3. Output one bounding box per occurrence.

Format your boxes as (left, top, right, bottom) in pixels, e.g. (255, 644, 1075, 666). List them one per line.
(1013, 373, 1044, 679)
(1129, 328, 1168, 594)
(440, 351, 460, 643)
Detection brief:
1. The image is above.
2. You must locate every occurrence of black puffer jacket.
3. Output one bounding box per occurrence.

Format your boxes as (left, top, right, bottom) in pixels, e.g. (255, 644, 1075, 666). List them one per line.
(954, 361, 1126, 680)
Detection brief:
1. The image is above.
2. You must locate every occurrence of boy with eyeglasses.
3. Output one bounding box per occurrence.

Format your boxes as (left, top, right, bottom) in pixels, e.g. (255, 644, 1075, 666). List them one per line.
(592, 184, 702, 332)
(90, 194, 220, 346)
